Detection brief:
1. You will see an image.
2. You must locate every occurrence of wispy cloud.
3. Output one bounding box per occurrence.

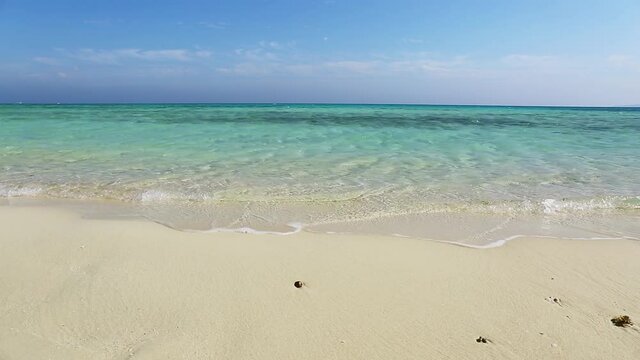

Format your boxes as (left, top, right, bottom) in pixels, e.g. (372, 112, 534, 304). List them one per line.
(389, 56, 469, 74)
(324, 60, 379, 74)
(66, 48, 212, 64)
(217, 62, 275, 76)
(401, 38, 424, 44)
(217, 49, 471, 77)
(217, 41, 296, 74)
(607, 54, 640, 71)
(233, 48, 279, 62)
(198, 21, 227, 29)
(501, 54, 559, 67)
(33, 56, 62, 66)
(258, 41, 295, 49)
(231, 41, 296, 61)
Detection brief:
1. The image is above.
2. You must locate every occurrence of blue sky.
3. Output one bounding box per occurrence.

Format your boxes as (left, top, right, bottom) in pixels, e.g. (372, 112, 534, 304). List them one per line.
(1, 0, 639, 105)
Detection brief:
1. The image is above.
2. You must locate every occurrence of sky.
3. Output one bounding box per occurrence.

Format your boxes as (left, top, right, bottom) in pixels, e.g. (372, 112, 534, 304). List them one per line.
(1, 0, 639, 105)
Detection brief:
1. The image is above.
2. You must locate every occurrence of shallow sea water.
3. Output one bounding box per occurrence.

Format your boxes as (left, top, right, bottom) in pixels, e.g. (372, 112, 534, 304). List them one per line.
(1, 104, 639, 245)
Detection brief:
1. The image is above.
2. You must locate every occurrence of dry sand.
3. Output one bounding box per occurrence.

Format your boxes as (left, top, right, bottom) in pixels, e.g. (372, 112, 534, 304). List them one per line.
(0, 206, 639, 359)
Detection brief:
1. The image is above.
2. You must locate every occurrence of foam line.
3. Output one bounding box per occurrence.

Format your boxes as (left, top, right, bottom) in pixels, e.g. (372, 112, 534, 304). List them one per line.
(187, 222, 304, 236)
(437, 234, 640, 249)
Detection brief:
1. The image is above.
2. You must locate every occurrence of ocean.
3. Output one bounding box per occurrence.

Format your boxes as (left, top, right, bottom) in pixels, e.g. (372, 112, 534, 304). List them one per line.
(1, 104, 639, 246)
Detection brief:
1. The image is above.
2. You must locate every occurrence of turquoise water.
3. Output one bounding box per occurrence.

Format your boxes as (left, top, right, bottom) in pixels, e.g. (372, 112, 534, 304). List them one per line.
(1, 104, 639, 244)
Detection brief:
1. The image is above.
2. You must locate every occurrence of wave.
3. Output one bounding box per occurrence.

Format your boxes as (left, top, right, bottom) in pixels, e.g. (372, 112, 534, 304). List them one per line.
(2, 183, 639, 215)
(0, 184, 43, 197)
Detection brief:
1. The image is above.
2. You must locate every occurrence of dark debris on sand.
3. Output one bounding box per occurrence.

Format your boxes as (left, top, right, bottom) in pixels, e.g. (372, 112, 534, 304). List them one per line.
(611, 315, 633, 327)
(476, 336, 490, 344)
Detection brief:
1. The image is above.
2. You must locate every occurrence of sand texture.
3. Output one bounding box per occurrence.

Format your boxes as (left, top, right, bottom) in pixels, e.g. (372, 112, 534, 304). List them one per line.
(0, 206, 639, 359)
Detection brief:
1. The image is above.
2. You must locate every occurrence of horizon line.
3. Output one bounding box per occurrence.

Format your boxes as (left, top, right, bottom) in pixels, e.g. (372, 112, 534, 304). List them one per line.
(2, 101, 639, 108)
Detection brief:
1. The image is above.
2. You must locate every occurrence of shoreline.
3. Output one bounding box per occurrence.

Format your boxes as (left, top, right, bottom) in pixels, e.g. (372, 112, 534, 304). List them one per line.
(1, 197, 639, 249)
(1, 205, 639, 359)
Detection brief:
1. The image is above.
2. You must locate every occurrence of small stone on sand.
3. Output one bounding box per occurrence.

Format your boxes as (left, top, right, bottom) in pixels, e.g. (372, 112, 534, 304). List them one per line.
(294, 281, 304, 288)
(546, 296, 562, 305)
(611, 315, 633, 327)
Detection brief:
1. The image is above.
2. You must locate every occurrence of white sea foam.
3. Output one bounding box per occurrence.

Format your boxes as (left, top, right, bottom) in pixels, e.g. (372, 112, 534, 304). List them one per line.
(541, 199, 566, 214)
(191, 222, 304, 236)
(0, 184, 43, 197)
(440, 234, 639, 249)
(441, 238, 509, 249)
(541, 197, 621, 215)
(137, 190, 174, 202)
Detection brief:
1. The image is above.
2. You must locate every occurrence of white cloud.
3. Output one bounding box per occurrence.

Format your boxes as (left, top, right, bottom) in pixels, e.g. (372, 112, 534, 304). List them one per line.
(198, 21, 227, 29)
(284, 64, 316, 76)
(259, 41, 282, 49)
(319, 56, 469, 76)
(324, 61, 378, 74)
(33, 57, 61, 65)
(234, 48, 278, 62)
(67, 48, 212, 64)
(193, 50, 213, 58)
(402, 38, 424, 44)
(224, 41, 467, 77)
(217, 53, 471, 77)
(389, 56, 468, 74)
(217, 62, 276, 76)
(231, 40, 297, 62)
(607, 54, 640, 70)
(501, 54, 558, 67)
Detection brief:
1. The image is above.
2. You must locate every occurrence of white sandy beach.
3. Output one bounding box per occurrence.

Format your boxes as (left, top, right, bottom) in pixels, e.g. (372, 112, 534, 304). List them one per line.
(0, 206, 639, 359)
